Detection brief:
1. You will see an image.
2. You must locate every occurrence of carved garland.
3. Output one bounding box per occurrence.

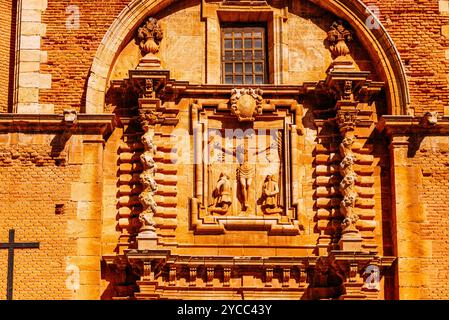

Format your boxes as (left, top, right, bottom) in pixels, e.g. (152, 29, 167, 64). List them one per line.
(336, 110, 359, 233)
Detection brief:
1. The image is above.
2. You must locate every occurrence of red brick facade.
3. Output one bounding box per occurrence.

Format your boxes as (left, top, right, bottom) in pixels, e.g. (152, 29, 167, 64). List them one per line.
(0, 0, 15, 113)
(0, 0, 448, 300)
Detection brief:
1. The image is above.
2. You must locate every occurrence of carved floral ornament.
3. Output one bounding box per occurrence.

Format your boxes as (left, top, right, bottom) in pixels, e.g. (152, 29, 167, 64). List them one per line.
(137, 17, 163, 56)
(230, 88, 264, 122)
(327, 20, 353, 58)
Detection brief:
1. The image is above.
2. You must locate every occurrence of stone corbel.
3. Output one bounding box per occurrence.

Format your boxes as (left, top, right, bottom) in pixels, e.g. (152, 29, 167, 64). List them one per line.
(169, 265, 177, 286)
(189, 267, 197, 287)
(328, 251, 395, 299)
(265, 267, 273, 287)
(206, 267, 215, 286)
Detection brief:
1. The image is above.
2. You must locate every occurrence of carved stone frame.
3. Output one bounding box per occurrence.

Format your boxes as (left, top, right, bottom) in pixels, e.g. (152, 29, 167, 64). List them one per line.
(190, 98, 303, 235)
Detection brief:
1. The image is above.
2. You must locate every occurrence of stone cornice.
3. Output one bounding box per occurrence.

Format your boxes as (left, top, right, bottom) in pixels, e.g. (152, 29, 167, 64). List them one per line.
(123, 249, 316, 267)
(377, 115, 449, 136)
(0, 113, 116, 136)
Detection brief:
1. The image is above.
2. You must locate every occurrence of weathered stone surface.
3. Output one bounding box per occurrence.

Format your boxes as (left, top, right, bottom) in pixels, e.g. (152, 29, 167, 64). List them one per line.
(0, 0, 448, 301)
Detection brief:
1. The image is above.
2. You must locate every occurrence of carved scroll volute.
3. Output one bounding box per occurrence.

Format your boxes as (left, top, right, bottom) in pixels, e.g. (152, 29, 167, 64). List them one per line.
(137, 110, 160, 240)
(336, 109, 360, 236)
(327, 20, 353, 59)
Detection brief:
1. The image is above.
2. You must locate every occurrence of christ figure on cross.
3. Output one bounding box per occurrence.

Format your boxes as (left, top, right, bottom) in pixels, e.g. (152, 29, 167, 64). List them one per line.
(214, 137, 276, 211)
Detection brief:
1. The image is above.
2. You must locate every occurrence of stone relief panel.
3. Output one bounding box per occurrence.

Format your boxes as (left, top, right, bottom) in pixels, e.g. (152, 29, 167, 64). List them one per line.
(206, 126, 284, 215)
(190, 89, 303, 235)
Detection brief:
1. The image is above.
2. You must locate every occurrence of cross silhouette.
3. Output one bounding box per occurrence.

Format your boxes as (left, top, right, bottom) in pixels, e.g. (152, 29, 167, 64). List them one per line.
(0, 229, 40, 300)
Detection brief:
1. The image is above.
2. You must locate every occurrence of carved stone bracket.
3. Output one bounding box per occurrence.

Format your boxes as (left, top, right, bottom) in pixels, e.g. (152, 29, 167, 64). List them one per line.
(328, 251, 396, 300)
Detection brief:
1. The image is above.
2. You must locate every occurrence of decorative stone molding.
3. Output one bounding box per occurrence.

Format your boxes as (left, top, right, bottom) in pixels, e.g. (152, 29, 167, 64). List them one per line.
(0, 113, 114, 136)
(123, 250, 317, 299)
(230, 88, 263, 122)
(377, 115, 449, 135)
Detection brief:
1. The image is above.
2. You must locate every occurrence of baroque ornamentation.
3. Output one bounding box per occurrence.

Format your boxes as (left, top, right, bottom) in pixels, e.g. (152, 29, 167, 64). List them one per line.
(206, 267, 214, 286)
(138, 109, 160, 237)
(337, 110, 360, 233)
(137, 17, 163, 57)
(327, 20, 353, 58)
(336, 110, 358, 132)
(189, 267, 197, 287)
(230, 88, 263, 122)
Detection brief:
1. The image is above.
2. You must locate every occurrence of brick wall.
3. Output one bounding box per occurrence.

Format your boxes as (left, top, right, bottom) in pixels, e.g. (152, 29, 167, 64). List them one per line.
(0, 0, 15, 113)
(31, 0, 449, 115)
(40, 0, 130, 113)
(412, 138, 449, 299)
(364, 0, 449, 115)
(0, 137, 80, 299)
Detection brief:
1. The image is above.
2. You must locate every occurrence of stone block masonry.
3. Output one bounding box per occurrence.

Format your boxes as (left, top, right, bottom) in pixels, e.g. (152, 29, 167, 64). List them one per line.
(0, 0, 16, 113)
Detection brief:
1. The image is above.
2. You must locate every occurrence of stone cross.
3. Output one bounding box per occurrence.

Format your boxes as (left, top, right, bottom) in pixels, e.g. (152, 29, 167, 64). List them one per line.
(0, 229, 40, 300)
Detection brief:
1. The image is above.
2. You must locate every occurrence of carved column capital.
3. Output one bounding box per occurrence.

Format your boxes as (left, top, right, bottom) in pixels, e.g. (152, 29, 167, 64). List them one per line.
(206, 267, 215, 286)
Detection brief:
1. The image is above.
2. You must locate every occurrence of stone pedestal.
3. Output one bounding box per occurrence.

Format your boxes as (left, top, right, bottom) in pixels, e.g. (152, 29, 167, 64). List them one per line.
(137, 54, 162, 70)
(136, 229, 158, 250)
(327, 56, 357, 73)
(339, 229, 363, 251)
(316, 235, 332, 256)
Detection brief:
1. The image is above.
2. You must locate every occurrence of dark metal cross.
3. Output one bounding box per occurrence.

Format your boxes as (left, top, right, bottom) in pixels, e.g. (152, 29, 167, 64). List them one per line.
(0, 229, 39, 300)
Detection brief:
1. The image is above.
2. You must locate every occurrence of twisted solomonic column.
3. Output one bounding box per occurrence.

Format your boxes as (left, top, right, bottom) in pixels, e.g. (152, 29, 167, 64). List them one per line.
(336, 110, 360, 238)
(137, 110, 159, 240)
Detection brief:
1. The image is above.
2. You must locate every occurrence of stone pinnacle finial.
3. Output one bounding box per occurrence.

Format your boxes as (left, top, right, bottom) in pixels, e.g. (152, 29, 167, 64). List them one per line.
(136, 17, 163, 69)
(137, 17, 163, 56)
(327, 20, 353, 59)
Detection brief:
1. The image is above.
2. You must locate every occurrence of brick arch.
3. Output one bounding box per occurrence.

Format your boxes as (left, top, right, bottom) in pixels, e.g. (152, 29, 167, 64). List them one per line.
(85, 0, 410, 115)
